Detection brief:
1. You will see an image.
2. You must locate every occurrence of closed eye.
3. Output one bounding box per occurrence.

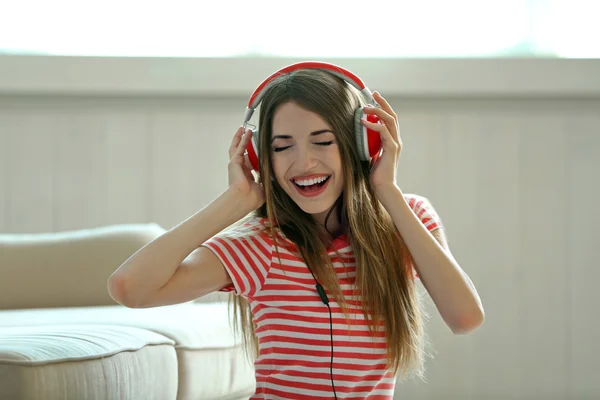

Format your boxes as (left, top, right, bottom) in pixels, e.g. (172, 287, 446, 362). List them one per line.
(315, 141, 334, 146)
(272, 141, 334, 152)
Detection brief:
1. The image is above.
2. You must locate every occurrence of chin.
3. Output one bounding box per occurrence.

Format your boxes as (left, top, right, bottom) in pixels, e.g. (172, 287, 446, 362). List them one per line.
(296, 201, 337, 216)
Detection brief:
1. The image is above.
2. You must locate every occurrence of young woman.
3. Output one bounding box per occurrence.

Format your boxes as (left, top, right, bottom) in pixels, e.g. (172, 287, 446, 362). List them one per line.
(108, 62, 484, 399)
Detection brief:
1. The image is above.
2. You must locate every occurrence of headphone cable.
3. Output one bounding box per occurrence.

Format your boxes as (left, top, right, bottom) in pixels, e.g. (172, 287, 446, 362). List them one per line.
(300, 248, 338, 399)
(324, 295, 337, 400)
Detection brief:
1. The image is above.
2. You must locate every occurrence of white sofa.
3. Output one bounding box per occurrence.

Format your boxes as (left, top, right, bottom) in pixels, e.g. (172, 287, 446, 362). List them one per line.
(0, 223, 255, 400)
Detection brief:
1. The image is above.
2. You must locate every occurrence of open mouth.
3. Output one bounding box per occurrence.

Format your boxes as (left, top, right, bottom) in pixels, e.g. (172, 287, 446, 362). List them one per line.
(292, 175, 331, 196)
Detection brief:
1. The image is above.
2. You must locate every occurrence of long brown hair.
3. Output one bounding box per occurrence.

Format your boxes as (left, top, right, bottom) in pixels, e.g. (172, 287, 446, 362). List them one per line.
(230, 68, 428, 379)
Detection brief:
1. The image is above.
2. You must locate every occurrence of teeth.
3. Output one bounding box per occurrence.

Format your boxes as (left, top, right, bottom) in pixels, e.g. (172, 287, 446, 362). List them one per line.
(293, 175, 329, 186)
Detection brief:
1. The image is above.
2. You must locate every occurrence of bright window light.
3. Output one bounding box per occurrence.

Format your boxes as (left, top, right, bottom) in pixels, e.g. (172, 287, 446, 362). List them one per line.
(0, 0, 597, 58)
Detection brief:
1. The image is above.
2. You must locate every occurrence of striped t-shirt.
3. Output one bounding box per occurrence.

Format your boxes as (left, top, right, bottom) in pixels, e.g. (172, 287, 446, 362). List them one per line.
(202, 194, 441, 399)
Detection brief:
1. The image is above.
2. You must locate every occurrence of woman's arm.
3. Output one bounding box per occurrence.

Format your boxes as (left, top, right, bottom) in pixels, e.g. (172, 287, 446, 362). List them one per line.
(108, 126, 264, 308)
(360, 92, 483, 334)
(378, 186, 484, 334)
(107, 188, 250, 308)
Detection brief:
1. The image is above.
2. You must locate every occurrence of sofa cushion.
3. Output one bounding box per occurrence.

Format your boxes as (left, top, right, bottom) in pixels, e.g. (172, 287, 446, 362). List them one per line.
(0, 301, 256, 400)
(0, 324, 177, 400)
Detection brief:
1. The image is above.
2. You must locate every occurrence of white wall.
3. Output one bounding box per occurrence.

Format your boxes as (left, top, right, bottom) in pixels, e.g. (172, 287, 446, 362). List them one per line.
(1, 56, 599, 399)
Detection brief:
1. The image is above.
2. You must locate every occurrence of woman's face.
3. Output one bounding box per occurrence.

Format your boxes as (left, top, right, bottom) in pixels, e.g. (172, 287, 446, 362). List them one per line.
(270, 101, 344, 225)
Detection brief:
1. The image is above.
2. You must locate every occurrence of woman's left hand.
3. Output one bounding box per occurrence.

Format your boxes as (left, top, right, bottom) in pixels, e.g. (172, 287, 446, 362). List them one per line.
(360, 91, 403, 194)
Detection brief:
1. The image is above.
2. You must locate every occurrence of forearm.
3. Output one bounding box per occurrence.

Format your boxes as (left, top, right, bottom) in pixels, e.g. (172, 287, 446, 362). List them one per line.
(108, 188, 250, 303)
(377, 184, 483, 333)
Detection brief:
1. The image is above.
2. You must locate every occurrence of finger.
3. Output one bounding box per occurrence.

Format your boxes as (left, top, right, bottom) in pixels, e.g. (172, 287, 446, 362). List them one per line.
(361, 118, 399, 152)
(244, 165, 254, 182)
(233, 128, 252, 159)
(229, 126, 245, 159)
(373, 91, 398, 121)
(363, 106, 396, 131)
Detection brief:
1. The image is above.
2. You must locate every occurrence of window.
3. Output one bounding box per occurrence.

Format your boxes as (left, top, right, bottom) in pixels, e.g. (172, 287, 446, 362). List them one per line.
(0, 0, 597, 58)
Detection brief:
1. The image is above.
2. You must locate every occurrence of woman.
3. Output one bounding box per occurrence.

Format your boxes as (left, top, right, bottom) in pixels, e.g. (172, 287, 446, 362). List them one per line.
(108, 62, 484, 399)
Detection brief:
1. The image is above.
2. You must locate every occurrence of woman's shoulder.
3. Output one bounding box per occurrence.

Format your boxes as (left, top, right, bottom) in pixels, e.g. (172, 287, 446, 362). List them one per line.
(218, 214, 268, 239)
(403, 193, 433, 209)
(403, 193, 442, 231)
(241, 215, 301, 250)
(224, 214, 286, 245)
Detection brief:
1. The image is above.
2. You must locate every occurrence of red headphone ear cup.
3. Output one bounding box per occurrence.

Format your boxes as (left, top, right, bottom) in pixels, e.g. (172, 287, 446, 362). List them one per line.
(354, 108, 382, 161)
(246, 130, 259, 172)
(366, 113, 382, 158)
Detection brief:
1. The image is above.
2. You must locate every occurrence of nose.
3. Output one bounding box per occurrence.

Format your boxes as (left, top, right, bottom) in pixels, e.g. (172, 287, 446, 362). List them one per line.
(295, 144, 318, 171)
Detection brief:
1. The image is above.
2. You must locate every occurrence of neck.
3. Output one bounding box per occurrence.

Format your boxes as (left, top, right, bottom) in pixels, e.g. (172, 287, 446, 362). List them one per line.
(313, 205, 343, 241)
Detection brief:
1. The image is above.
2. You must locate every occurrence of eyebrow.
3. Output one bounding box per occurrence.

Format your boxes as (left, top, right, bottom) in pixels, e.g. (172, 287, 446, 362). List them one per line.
(271, 129, 333, 142)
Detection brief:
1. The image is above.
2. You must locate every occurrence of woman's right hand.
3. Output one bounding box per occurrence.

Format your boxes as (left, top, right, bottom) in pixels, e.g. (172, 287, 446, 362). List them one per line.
(227, 127, 265, 211)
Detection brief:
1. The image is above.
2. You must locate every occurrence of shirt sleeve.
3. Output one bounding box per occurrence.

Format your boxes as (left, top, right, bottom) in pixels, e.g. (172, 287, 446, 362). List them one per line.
(405, 194, 443, 279)
(201, 217, 273, 299)
(406, 194, 442, 233)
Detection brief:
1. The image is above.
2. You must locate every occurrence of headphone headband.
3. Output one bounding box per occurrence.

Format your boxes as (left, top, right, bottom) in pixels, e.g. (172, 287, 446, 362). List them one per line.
(243, 61, 375, 126)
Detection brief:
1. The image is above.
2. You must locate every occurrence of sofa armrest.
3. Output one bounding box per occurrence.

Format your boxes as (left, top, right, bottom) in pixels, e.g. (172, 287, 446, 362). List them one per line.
(0, 223, 165, 310)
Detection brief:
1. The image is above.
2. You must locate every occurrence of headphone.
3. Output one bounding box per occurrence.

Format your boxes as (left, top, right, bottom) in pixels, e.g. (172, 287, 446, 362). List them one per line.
(242, 61, 383, 173)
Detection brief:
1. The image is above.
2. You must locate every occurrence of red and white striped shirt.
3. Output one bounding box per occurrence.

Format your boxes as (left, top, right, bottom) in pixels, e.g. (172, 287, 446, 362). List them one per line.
(202, 194, 441, 399)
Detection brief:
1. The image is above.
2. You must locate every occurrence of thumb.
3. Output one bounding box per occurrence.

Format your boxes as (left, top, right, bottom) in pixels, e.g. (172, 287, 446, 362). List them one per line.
(244, 153, 254, 172)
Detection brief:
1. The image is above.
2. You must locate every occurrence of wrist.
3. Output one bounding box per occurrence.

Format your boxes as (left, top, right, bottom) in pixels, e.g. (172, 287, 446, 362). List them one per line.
(374, 182, 401, 200)
(222, 187, 256, 219)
